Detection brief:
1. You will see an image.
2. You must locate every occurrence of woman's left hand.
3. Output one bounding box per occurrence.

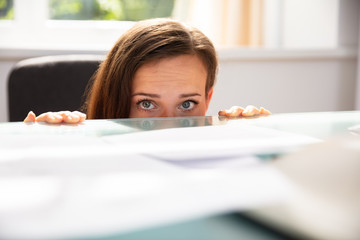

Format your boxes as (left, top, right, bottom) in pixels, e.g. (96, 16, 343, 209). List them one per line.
(218, 105, 271, 117)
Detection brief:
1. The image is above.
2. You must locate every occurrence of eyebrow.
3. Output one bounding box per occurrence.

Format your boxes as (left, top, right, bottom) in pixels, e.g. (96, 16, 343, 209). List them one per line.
(179, 93, 202, 98)
(132, 93, 202, 98)
(132, 93, 160, 98)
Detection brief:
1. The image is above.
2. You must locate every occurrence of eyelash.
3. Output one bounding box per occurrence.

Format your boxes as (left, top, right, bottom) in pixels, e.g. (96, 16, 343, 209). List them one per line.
(135, 99, 199, 112)
(136, 98, 156, 112)
(179, 100, 199, 112)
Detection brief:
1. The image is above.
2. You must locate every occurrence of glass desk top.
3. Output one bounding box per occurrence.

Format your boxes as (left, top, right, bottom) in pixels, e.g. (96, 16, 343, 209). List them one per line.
(1, 111, 359, 139)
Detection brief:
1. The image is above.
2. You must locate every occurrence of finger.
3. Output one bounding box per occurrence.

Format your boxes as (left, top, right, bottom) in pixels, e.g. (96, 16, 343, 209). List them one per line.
(61, 111, 81, 124)
(35, 112, 52, 122)
(45, 113, 63, 123)
(72, 111, 87, 122)
(59, 111, 72, 122)
(260, 107, 271, 115)
(24, 111, 36, 122)
(242, 105, 260, 117)
(219, 106, 244, 117)
(224, 106, 243, 117)
(35, 112, 63, 123)
(218, 110, 226, 116)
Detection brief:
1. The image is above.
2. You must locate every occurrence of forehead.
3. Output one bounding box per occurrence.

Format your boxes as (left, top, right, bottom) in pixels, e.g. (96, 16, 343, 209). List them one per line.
(132, 54, 207, 91)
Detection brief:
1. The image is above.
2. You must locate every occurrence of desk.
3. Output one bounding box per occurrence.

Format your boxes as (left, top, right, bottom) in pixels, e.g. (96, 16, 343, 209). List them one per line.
(0, 111, 359, 240)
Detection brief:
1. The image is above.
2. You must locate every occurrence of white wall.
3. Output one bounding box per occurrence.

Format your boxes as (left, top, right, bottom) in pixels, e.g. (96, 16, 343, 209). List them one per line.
(355, 4, 360, 110)
(0, 47, 357, 122)
(207, 49, 357, 115)
(0, 60, 16, 122)
(282, 0, 339, 48)
(357, 28, 360, 110)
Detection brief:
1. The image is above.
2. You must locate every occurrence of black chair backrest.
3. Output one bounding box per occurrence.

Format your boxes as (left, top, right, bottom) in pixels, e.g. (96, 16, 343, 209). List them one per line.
(8, 55, 104, 122)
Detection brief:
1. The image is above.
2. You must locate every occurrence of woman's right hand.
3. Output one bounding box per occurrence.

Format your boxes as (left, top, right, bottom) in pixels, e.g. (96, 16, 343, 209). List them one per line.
(24, 111, 86, 124)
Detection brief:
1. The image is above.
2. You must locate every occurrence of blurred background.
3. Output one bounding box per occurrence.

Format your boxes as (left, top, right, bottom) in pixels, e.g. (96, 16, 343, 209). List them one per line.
(0, 0, 359, 121)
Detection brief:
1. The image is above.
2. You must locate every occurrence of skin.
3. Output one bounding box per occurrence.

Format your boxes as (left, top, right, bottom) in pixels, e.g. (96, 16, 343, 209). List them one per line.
(129, 54, 212, 118)
(218, 105, 271, 117)
(24, 111, 86, 124)
(24, 54, 270, 123)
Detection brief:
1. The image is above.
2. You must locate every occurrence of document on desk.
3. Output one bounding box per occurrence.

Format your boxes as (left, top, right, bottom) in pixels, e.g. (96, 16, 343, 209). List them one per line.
(0, 122, 320, 240)
(102, 122, 320, 163)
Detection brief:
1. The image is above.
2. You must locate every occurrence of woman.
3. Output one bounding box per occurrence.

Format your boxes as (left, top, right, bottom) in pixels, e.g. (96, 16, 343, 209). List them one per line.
(24, 19, 270, 123)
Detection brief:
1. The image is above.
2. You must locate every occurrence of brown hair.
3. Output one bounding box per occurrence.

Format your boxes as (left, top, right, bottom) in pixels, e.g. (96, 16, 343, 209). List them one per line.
(84, 19, 218, 119)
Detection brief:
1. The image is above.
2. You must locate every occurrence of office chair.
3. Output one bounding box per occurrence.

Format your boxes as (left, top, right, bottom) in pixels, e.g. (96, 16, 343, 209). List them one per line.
(7, 55, 104, 122)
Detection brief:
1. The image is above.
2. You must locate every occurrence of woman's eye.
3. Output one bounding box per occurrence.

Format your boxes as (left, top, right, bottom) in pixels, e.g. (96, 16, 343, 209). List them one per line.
(180, 100, 195, 110)
(139, 100, 155, 110)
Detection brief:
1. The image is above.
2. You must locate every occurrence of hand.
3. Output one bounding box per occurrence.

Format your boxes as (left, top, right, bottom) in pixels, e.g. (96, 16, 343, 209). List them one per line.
(218, 105, 271, 117)
(24, 111, 86, 124)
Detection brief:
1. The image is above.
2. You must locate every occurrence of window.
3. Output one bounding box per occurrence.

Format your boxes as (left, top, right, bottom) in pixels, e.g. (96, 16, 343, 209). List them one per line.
(0, 0, 181, 49)
(49, 0, 175, 21)
(0, 0, 13, 19)
(0, 0, 346, 50)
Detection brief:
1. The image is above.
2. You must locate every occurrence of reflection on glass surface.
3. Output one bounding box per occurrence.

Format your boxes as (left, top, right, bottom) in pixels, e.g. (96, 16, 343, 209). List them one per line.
(113, 116, 218, 132)
(0, 112, 359, 139)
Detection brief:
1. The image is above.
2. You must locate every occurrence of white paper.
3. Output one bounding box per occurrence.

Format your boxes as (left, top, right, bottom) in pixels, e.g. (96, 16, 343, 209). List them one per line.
(0, 165, 294, 240)
(0, 122, 318, 239)
(102, 123, 321, 161)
